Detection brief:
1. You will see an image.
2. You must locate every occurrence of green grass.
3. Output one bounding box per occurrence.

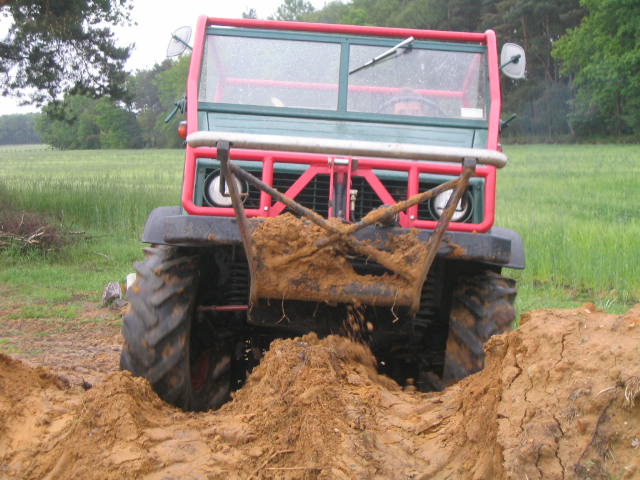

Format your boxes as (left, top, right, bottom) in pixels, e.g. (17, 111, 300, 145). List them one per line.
(0, 235, 143, 302)
(0, 146, 183, 302)
(0, 146, 182, 237)
(0, 144, 638, 314)
(0, 338, 21, 355)
(6, 303, 81, 320)
(498, 144, 640, 313)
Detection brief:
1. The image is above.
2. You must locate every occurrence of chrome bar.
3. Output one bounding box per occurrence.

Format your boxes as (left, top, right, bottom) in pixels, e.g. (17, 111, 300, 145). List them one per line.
(187, 130, 508, 168)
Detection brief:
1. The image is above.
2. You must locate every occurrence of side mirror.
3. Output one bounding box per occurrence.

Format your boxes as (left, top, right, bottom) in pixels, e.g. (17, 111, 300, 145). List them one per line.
(500, 43, 526, 80)
(167, 26, 192, 57)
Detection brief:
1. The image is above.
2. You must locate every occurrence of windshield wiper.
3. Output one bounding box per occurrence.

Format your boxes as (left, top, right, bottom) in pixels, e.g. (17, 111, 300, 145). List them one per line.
(349, 36, 415, 75)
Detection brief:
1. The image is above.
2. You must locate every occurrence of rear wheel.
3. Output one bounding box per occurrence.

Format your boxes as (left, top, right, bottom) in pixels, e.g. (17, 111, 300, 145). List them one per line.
(120, 245, 233, 411)
(442, 270, 516, 383)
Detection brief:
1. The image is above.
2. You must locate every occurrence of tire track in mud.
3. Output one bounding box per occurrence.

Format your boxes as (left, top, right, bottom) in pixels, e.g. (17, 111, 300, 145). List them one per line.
(0, 304, 639, 479)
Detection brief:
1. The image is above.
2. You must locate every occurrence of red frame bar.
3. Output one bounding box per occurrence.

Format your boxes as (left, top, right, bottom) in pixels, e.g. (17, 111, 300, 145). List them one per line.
(183, 146, 496, 232)
(345, 158, 354, 222)
(222, 77, 465, 99)
(485, 29, 501, 150)
(184, 17, 502, 234)
(203, 17, 488, 42)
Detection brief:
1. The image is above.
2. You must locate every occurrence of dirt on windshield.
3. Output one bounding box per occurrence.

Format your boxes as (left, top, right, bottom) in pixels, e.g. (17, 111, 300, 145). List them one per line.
(1, 299, 639, 480)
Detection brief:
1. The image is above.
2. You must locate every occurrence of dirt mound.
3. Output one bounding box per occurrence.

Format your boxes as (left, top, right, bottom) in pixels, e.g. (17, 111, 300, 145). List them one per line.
(1, 304, 639, 479)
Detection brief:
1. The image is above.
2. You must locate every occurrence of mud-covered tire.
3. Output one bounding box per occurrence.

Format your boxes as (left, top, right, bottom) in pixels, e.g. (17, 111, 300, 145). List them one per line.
(120, 245, 232, 411)
(442, 270, 516, 384)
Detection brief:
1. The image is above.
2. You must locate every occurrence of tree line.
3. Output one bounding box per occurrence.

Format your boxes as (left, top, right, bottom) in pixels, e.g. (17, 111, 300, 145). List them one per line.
(289, 0, 640, 140)
(36, 56, 190, 149)
(298, 0, 582, 141)
(0, 114, 41, 145)
(2, 0, 639, 147)
(0, 56, 190, 149)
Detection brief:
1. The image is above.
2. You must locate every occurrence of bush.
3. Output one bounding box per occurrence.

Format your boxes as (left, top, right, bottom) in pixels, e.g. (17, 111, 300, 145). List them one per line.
(0, 198, 68, 253)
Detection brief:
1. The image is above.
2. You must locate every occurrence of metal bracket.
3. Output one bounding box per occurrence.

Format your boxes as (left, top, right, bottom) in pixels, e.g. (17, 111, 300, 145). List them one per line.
(217, 141, 480, 313)
(218, 141, 258, 301)
(408, 157, 477, 311)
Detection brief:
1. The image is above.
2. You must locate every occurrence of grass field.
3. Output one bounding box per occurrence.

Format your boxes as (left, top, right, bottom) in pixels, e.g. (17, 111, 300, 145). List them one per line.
(498, 144, 639, 313)
(0, 143, 638, 314)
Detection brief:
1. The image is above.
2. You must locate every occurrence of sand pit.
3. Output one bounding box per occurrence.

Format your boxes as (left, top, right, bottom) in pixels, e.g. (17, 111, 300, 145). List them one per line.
(1, 303, 639, 479)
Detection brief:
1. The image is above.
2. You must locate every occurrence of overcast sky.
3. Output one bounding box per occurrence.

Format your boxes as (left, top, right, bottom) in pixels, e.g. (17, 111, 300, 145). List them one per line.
(1, 0, 330, 115)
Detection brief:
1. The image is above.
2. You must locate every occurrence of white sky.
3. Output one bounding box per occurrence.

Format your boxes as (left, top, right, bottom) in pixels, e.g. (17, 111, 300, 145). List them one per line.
(0, 0, 330, 115)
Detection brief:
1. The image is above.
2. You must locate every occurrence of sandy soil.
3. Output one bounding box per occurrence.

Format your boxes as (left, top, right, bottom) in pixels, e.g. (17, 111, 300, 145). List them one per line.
(1, 300, 639, 479)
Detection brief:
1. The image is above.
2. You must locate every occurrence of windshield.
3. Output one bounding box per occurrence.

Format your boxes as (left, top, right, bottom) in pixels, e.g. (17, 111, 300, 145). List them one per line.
(199, 35, 341, 109)
(347, 45, 486, 119)
(199, 32, 488, 121)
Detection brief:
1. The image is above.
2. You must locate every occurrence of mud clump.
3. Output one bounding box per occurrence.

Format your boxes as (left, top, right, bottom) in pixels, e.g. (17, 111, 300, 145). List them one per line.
(1, 304, 640, 479)
(250, 213, 429, 306)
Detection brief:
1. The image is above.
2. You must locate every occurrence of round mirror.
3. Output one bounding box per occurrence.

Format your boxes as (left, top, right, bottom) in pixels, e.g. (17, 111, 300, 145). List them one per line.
(500, 43, 526, 80)
(167, 26, 192, 58)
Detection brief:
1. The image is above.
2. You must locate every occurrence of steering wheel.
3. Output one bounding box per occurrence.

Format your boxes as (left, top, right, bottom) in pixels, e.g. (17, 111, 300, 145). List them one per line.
(377, 96, 447, 117)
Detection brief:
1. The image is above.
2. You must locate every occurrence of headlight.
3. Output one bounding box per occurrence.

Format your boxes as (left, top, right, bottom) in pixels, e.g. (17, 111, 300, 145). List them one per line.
(204, 171, 247, 207)
(431, 189, 471, 222)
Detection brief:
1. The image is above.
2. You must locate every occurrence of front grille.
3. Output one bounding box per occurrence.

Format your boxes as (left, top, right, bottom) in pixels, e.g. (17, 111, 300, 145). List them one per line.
(219, 169, 330, 217)
(351, 177, 396, 221)
(351, 177, 443, 222)
(262, 172, 444, 221)
(274, 172, 330, 218)
(200, 165, 468, 223)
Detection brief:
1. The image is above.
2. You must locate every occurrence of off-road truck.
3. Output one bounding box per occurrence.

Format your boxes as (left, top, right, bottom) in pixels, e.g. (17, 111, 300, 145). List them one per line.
(120, 17, 526, 411)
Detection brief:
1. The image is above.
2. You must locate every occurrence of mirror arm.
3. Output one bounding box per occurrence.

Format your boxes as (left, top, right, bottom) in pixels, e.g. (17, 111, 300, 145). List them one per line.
(500, 113, 517, 131)
(500, 54, 521, 71)
(164, 96, 187, 123)
(171, 34, 193, 52)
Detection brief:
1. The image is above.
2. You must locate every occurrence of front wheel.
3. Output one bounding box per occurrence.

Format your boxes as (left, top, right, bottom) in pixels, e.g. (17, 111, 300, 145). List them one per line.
(120, 245, 233, 411)
(442, 270, 517, 384)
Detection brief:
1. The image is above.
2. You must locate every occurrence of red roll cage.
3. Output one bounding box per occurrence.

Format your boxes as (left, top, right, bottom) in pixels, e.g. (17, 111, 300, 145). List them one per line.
(181, 17, 503, 233)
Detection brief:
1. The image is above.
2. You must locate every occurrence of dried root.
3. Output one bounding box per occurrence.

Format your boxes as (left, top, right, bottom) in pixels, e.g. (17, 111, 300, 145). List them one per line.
(623, 376, 640, 409)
